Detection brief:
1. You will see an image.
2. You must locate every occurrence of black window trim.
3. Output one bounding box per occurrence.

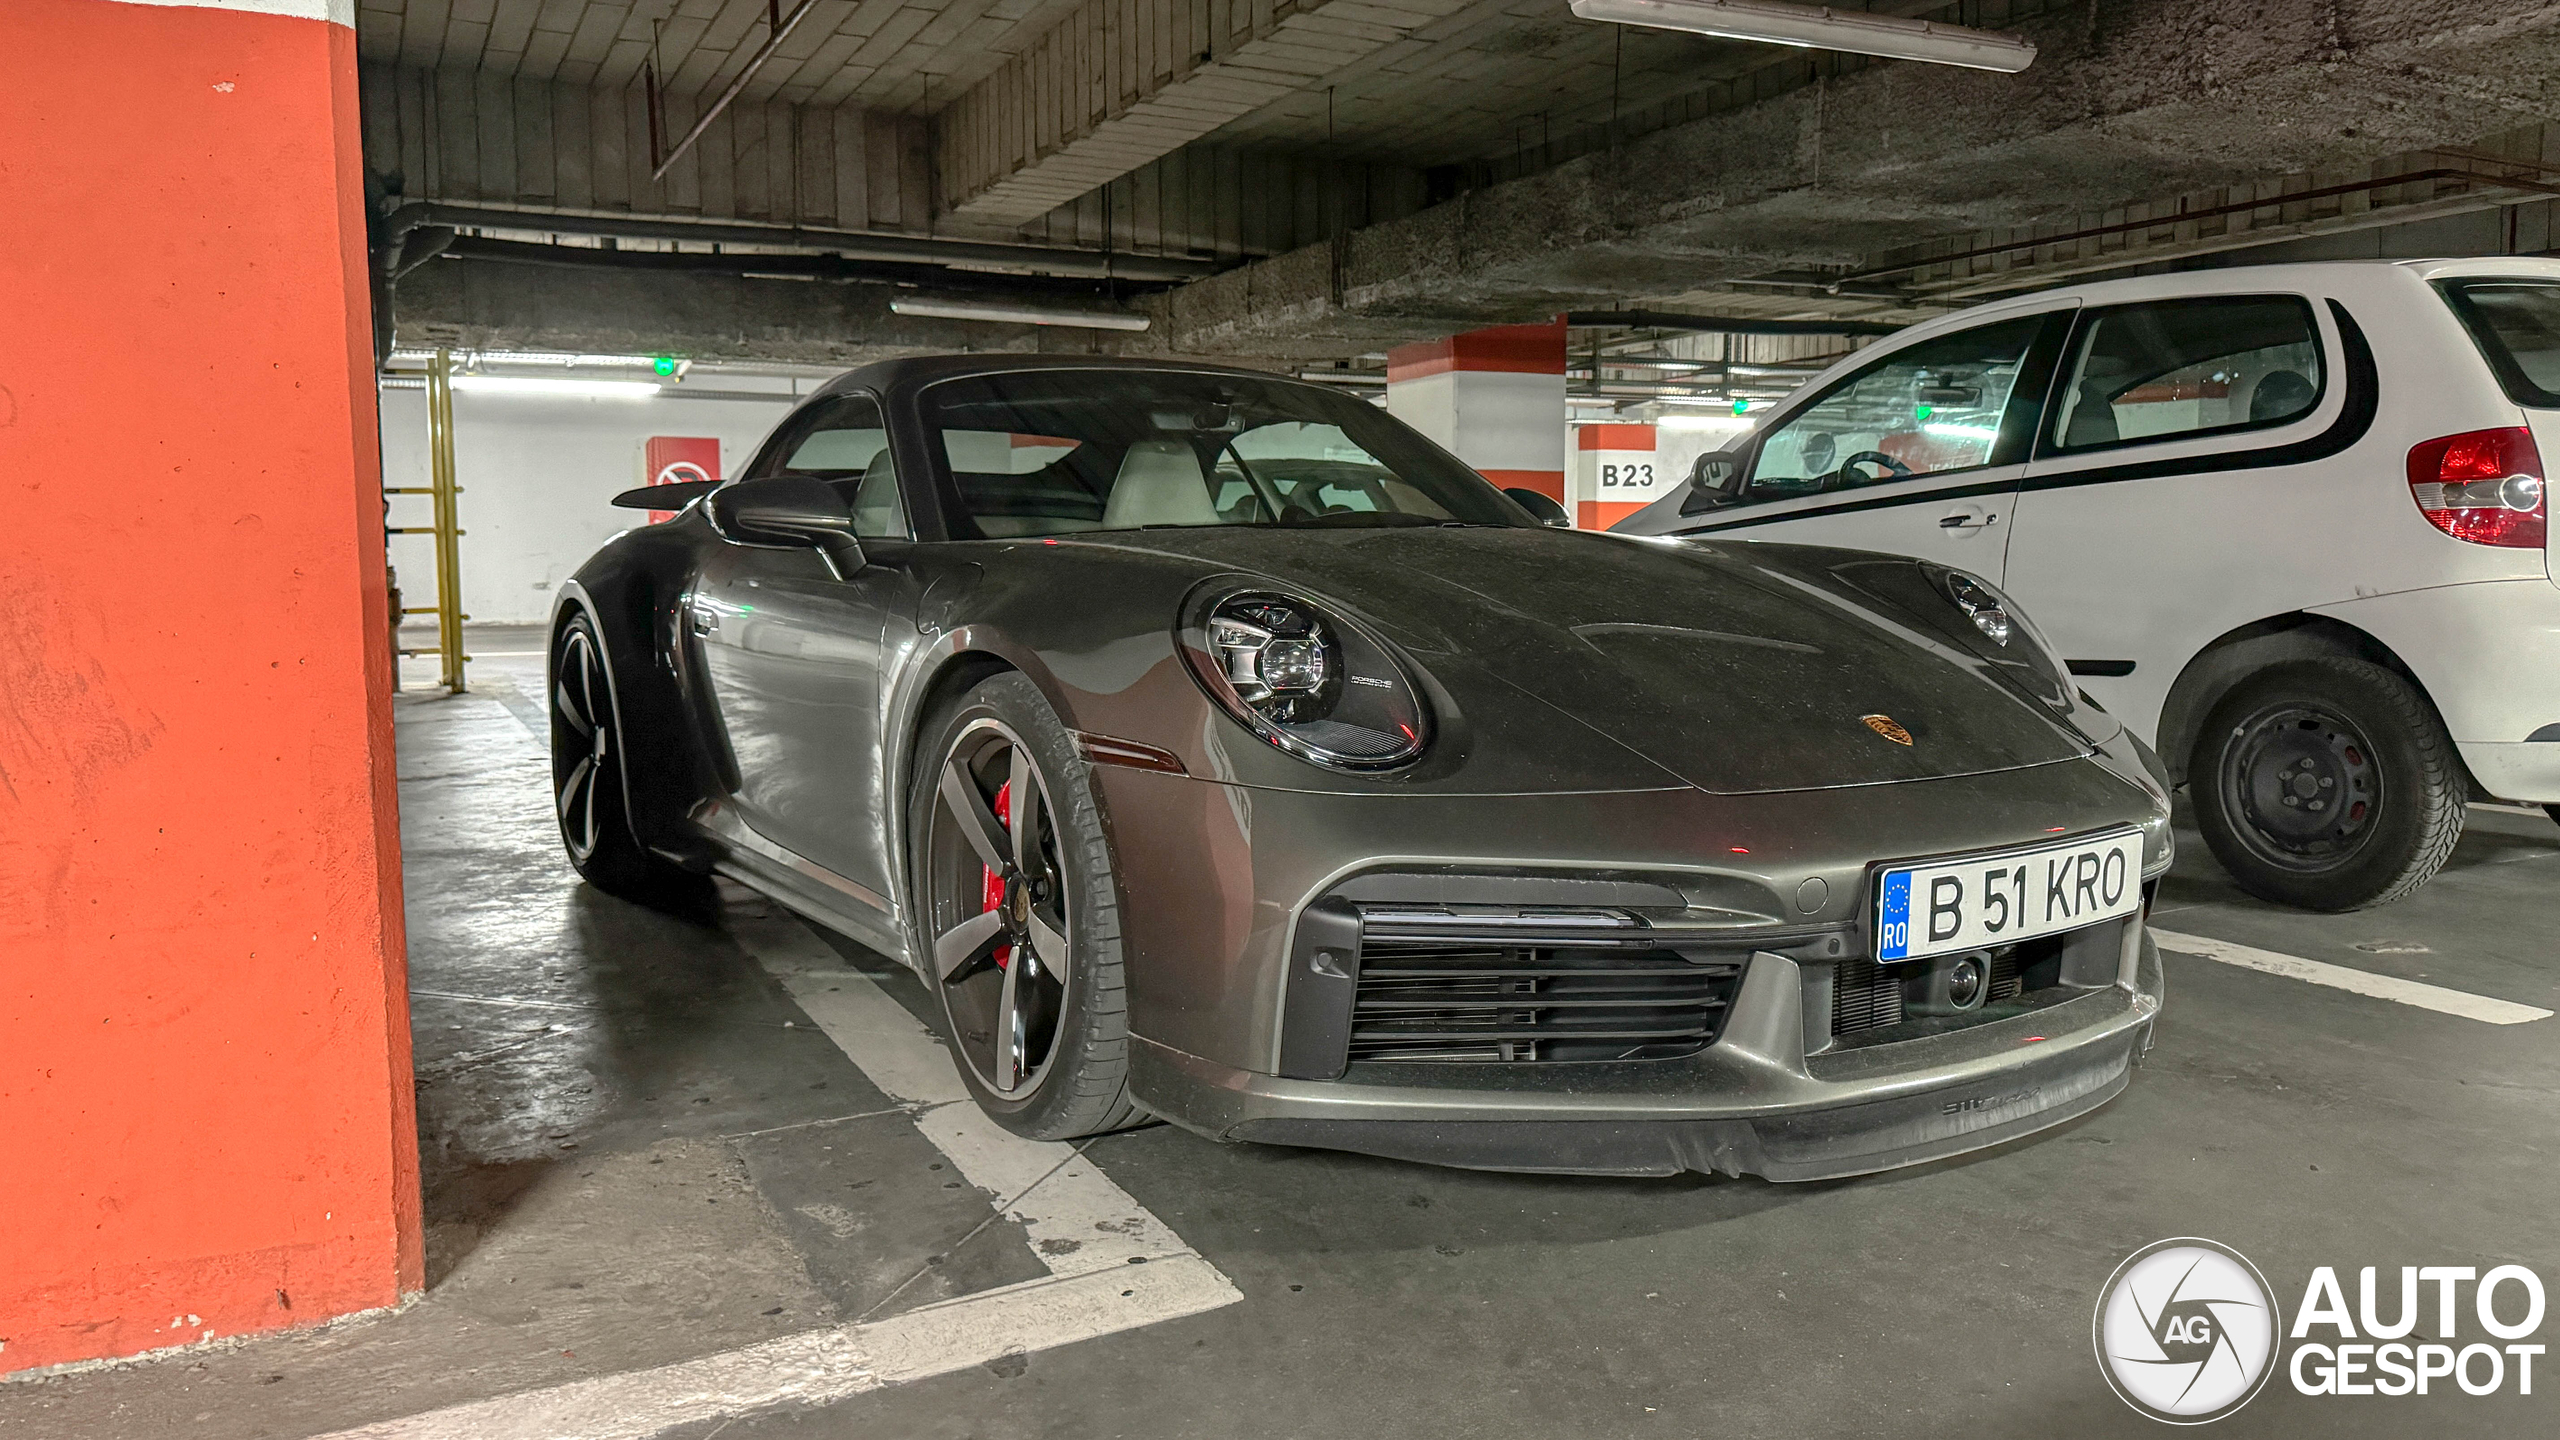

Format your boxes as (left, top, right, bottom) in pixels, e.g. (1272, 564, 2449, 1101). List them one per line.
(2434, 277, 2560, 409)
(2033, 292, 2328, 461)
(748, 388, 892, 481)
(1673, 300, 2377, 536)
(1682, 308, 2073, 519)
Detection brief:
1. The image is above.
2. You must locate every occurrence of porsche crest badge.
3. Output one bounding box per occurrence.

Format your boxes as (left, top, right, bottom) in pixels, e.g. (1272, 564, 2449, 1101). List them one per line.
(1861, 713, 1914, 746)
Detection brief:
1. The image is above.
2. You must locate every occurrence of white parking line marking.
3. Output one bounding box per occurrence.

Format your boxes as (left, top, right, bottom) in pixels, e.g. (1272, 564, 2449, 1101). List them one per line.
(315, 1257, 1234, 1440)
(2150, 929, 2553, 1025)
(312, 895, 1237, 1440)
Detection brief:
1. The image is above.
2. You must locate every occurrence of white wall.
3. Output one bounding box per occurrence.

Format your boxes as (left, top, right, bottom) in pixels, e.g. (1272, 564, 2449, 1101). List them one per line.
(379, 389, 797, 625)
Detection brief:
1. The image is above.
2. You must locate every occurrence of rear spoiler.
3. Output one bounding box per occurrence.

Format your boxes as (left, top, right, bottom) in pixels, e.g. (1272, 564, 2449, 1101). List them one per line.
(611, 479, 720, 511)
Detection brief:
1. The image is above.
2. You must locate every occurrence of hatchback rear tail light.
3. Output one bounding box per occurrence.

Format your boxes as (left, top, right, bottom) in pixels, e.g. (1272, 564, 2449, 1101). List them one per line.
(2406, 427, 2546, 548)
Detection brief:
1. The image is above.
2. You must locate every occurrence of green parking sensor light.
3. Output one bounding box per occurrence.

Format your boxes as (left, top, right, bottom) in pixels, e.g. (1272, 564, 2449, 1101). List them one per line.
(653, 356, 678, 377)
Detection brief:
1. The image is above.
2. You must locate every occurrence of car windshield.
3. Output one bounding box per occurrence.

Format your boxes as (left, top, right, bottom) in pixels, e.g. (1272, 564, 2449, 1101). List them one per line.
(915, 368, 1527, 538)
(2439, 279, 2560, 407)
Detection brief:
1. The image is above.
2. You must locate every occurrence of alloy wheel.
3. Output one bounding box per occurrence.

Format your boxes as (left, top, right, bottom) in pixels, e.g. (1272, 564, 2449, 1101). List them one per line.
(926, 718, 1071, 1100)
(551, 625, 613, 863)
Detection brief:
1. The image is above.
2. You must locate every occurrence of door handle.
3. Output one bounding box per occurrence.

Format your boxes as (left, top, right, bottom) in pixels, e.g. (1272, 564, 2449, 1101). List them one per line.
(1938, 509, 2001, 530)
(689, 602, 719, 635)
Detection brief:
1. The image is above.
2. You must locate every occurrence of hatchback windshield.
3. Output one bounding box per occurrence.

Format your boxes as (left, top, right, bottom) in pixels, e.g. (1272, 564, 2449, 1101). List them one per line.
(916, 369, 1527, 538)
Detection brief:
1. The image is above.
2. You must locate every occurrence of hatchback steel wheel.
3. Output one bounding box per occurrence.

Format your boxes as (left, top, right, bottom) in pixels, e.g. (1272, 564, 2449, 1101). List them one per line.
(2219, 702, 2380, 871)
(925, 718, 1072, 1101)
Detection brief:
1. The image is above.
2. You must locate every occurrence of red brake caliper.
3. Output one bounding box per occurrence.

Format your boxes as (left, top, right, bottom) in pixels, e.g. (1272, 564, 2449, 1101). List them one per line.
(980, 781, 1013, 968)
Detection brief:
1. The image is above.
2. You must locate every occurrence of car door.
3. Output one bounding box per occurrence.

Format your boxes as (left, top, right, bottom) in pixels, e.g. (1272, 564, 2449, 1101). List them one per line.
(689, 391, 917, 908)
(1673, 310, 2072, 582)
(2002, 292, 2342, 739)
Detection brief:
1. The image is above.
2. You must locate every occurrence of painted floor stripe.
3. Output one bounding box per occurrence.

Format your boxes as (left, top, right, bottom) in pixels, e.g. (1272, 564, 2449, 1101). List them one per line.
(2150, 928, 2553, 1025)
(310, 890, 1238, 1440)
(314, 1257, 1235, 1440)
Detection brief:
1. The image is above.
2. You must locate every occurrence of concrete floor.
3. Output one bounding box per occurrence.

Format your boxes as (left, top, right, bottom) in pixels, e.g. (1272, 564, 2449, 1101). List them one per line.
(5, 625, 2557, 1438)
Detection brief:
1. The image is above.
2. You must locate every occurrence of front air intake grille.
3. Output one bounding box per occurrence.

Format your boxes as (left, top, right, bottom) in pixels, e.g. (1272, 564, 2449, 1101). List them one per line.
(1831, 948, 2029, 1040)
(1348, 907, 1747, 1063)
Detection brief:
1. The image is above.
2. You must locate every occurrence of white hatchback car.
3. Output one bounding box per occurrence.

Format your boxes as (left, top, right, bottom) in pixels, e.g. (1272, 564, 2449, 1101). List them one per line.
(1618, 259, 2560, 910)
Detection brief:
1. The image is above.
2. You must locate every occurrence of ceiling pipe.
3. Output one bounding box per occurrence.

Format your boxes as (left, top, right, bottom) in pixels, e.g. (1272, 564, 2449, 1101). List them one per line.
(889, 296, 1152, 331)
(652, 0, 822, 181)
(1564, 309, 1903, 336)
(1568, 0, 2037, 73)
(375, 202, 1220, 284)
(433, 235, 1169, 305)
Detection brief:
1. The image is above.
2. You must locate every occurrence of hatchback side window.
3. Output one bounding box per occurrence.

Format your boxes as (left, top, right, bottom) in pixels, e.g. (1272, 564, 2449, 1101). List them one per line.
(2047, 296, 2322, 454)
(760, 393, 906, 539)
(1746, 315, 2045, 501)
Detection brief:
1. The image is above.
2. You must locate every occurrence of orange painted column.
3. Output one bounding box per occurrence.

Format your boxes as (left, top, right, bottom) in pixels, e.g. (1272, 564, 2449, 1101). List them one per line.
(0, 0, 420, 1375)
(1572, 423, 1667, 530)
(1384, 322, 1568, 502)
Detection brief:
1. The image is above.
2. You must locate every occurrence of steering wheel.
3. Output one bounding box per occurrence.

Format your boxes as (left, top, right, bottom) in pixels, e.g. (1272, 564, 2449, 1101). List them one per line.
(1836, 450, 1913, 483)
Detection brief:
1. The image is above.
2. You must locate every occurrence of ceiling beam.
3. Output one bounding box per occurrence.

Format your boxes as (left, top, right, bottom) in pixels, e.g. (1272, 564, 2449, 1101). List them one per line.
(937, 0, 1473, 229)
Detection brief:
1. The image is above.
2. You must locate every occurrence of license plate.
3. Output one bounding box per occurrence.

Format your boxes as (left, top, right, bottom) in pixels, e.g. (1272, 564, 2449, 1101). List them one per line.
(1875, 828, 2144, 963)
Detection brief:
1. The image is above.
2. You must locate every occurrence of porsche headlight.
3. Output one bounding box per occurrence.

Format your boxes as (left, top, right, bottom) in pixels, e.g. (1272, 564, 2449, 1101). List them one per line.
(1935, 568, 2075, 713)
(1184, 588, 1430, 771)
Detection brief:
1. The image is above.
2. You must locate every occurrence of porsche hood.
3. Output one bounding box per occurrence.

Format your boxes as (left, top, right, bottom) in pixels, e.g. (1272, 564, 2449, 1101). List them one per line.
(1085, 525, 2090, 795)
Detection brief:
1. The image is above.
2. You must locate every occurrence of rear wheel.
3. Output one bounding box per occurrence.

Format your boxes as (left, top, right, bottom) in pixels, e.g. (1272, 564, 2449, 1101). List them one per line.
(2189, 657, 2464, 911)
(550, 613, 694, 902)
(909, 673, 1138, 1140)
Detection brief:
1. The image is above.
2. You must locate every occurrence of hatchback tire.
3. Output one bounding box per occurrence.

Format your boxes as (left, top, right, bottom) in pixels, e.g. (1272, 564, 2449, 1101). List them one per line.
(2189, 657, 2464, 911)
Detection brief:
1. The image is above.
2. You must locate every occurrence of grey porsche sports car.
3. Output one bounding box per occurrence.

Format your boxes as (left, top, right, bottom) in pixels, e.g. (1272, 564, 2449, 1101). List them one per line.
(550, 355, 2172, 1181)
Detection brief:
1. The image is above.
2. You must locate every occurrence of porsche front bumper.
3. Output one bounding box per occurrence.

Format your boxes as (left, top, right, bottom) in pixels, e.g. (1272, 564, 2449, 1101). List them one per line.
(1092, 752, 2167, 1182)
(1133, 936, 2160, 1182)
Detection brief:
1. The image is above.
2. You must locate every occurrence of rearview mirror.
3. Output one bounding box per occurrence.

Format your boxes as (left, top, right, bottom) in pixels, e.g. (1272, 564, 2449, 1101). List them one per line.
(1504, 486, 1572, 528)
(708, 476, 865, 579)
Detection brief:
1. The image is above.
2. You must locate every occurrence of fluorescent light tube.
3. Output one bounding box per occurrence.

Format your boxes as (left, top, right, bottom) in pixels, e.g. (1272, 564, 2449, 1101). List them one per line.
(1570, 0, 2036, 73)
(451, 376, 666, 398)
(890, 297, 1152, 331)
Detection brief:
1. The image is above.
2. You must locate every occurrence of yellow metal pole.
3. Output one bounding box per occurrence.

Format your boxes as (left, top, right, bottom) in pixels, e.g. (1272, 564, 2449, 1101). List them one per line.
(427, 349, 467, 694)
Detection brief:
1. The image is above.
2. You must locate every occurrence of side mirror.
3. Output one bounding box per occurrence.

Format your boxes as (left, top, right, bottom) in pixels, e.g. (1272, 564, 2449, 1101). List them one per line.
(1504, 486, 1573, 528)
(1678, 451, 1744, 515)
(708, 475, 865, 579)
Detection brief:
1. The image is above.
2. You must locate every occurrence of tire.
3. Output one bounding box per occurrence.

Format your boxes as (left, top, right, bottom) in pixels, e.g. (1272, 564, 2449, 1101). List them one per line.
(2545, 804, 2560, 830)
(2188, 656, 2465, 911)
(550, 612, 696, 903)
(907, 672, 1139, 1139)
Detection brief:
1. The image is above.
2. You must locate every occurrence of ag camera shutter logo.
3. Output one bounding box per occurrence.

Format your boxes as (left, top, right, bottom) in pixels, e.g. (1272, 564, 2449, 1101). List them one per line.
(2094, 1238, 2281, 1423)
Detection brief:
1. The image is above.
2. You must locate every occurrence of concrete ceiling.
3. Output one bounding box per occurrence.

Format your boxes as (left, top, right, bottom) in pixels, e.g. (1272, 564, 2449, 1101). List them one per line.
(367, 0, 2560, 375)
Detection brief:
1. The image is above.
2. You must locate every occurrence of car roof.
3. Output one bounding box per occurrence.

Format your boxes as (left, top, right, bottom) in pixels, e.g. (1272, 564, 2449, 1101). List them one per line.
(808, 352, 1299, 402)
(1864, 256, 2560, 353)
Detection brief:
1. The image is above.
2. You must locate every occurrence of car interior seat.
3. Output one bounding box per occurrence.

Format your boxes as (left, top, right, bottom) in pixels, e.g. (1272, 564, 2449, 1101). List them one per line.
(2061, 360, 2128, 447)
(846, 449, 903, 536)
(2248, 369, 2316, 424)
(1102, 438, 1224, 529)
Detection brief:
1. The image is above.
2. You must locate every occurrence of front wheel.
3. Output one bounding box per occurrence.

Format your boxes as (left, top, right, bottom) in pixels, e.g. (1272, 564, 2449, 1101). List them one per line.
(908, 673, 1139, 1139)
(2188, 657, 2464, 911)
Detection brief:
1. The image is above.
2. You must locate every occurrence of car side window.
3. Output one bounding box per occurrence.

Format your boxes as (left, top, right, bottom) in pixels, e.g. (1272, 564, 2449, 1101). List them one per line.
(761, 393, 907, 539)
(2046, 295, 2323, 454)
(1746, 315, 2044, 501)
